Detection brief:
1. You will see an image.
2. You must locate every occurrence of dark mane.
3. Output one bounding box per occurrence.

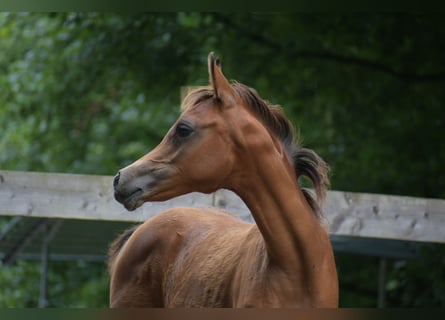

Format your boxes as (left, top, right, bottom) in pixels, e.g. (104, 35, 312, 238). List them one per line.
(232, 82, 330, 220)
(182, 83, 330, 219)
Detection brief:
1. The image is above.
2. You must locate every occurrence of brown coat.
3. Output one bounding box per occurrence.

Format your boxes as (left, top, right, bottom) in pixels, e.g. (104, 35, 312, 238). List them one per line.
(109, 53, 338, 307)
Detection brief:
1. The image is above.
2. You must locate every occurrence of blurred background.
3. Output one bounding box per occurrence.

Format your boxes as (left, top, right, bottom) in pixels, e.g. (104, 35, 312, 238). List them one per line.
(0, 12, 444, 307)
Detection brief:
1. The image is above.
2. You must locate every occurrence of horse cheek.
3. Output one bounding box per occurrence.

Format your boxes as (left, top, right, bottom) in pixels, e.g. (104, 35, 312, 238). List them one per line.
(185, 147, 233, 193)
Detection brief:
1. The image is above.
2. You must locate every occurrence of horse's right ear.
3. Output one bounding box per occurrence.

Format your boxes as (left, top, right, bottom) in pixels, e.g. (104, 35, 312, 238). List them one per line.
(208, 52, 235, 104)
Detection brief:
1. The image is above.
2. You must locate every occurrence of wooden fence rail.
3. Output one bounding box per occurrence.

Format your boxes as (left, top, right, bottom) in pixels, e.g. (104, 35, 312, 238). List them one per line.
(1, 170, 444, 244)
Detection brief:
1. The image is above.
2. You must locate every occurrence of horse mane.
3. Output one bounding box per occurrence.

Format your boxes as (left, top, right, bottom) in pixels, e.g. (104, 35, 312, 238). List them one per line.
(182, 83, 330, 220)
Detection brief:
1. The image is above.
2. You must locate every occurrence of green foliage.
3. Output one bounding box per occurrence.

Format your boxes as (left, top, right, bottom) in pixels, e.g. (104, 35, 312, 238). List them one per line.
(47, 261, 109, 307)
(0, 260, 108, 307)
(0, 12, 444, 307)
(0, 260, 40, 307)
(386, 247, 445, 307)
(335, 253, 380, 307)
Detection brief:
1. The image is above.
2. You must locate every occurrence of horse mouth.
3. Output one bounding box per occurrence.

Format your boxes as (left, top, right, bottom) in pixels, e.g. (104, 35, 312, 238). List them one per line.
(113, 166, 173, 211)
(115, 188, 144, 211)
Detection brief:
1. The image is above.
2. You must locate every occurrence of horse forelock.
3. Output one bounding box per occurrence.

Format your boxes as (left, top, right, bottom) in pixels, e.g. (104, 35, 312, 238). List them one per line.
(181, 83, 330, 219)
(181, 86, 214, 112)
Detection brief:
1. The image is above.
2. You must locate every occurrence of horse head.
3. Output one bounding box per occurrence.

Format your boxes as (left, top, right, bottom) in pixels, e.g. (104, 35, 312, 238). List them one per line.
(113, 53, 255, 210)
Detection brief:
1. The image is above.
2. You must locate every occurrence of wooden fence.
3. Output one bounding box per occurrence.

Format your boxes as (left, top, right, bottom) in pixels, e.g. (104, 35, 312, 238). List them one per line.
(1, 169, 444, 244)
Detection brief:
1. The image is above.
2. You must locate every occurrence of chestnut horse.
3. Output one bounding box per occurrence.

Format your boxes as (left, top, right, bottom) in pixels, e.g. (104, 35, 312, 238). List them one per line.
(109, 53, 338, 307)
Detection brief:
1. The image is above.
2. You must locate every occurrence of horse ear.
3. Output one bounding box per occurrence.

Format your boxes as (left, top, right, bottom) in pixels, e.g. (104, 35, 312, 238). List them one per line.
(208, 52, 235, 104)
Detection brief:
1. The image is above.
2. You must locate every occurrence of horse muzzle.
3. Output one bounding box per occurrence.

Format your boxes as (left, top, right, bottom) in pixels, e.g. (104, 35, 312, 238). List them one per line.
(113, 163, 173, 210)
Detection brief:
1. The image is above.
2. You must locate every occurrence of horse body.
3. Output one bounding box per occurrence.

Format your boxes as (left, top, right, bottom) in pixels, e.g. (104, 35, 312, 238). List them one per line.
(110, 53, 338, 307)
(110, 207, 333, 307)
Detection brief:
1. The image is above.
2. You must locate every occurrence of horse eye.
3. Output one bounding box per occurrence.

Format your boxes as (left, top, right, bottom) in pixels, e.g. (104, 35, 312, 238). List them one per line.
(175, 123, 193, 138)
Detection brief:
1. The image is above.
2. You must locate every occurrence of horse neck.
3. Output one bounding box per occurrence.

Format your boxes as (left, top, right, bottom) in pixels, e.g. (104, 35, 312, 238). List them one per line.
(230, 139, 328, 277)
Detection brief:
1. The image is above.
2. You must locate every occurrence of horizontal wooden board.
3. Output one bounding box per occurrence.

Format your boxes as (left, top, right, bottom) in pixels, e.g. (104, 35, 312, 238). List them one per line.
(1, 170, 444, 243)
(325, 191, 445, 243)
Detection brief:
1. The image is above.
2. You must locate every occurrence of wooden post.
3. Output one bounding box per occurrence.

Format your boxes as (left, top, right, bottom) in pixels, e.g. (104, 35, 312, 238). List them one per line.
(39, 222, 49, 308)
(377, 257, 387, 308)
(38, 220, 62, 308)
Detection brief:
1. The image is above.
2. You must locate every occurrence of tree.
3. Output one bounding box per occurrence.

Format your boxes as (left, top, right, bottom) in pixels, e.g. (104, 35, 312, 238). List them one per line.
(0, 12, 444, 307)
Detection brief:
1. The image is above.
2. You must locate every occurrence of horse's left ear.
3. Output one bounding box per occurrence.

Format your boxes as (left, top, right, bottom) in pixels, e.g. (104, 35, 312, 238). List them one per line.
(208, 52, 236, 104)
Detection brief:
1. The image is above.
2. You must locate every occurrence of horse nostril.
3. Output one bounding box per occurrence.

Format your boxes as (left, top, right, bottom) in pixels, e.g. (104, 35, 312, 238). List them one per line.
(113, 172, 121, 189)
